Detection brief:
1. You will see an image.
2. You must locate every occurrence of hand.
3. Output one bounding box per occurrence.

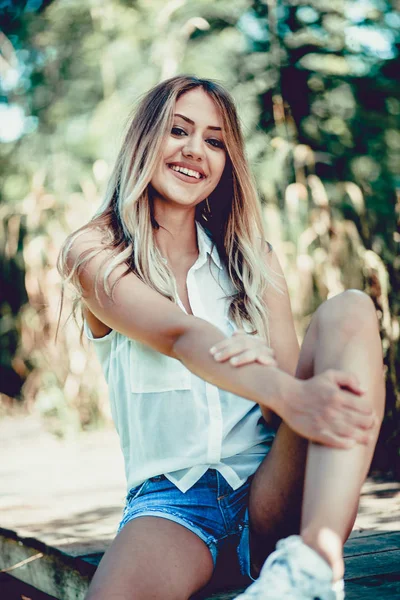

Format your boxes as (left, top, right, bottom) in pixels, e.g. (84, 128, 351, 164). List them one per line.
(209, 330, 277, 368)
(283, 370, 376, 449)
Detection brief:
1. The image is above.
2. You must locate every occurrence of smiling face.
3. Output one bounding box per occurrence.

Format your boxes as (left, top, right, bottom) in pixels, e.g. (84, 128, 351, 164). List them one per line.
(150, 87, 227, 211)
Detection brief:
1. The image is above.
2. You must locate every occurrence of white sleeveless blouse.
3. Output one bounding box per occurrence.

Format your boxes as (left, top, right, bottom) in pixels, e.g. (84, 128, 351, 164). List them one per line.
(85, 222, 276, 493)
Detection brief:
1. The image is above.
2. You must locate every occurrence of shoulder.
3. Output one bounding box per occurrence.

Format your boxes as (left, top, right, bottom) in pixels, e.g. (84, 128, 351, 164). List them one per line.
(62, 225, 127, 295)
(62, 226, 115, 338)
(64, 226, 109, 274)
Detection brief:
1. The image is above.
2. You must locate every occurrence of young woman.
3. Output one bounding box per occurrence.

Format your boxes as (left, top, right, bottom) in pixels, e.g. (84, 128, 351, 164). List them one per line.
(59, 75, 385, 600)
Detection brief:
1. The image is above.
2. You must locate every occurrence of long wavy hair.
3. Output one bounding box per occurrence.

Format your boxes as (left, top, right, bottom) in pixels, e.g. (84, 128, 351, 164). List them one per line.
(58, 75, 281, 340)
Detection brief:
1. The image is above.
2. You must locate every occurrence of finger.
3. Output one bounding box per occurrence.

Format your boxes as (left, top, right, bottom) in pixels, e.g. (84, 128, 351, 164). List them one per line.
(336, 426, 372, 446)
(310, 429, 357, 449)
(314, 423, 373, 448)
(352, 428, 374, 445)
(343, 405, 375, 430)
(209, 340, 231, 355)
(327, 420, 372, 445)
(209, 333, 249, 356)
(340, 390, 374, 418)
(212, 342, 249, 361)
(324, 436, 358, 450)
(257, 348, 278, 367)
(230, 349, 260, 366)
(225, 345, 275, 364)
(256, 355, 276, 367)
(209, 340, 240, 356)
(333, 370, 366, 396)
(321, 406, 375, 446)
(212, 340, 272, 362)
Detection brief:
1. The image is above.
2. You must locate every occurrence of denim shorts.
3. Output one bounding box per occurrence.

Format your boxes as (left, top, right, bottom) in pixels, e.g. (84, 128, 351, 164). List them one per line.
(117, 469, 256, 588)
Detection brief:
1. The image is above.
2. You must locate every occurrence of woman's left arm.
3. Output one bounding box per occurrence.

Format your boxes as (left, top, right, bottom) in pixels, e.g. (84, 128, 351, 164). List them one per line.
(211, 246, 300, 421)
(263, 247, 300, 377)
(259, 248, 300, 422)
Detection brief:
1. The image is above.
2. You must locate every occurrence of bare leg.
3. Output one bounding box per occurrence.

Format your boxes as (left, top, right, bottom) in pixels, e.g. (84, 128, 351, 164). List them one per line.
(300, 290, 385, 580)
(85, 516, 214, 600)
(248, 290, 385, 580)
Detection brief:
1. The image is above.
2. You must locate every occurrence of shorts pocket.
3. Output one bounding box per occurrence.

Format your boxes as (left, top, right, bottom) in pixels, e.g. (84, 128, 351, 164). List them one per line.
(130, 340, 191, 393)
(126, 479, 151, 503)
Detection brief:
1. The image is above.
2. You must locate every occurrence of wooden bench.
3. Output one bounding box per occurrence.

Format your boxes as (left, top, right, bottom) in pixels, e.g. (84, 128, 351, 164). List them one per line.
(1, 526, 399, 599)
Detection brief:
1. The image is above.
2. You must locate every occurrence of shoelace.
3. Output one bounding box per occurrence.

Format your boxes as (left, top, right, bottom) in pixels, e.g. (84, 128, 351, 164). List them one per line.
(237, 552, 303, 598)
(268, 540, 334, 597)
(237, 541, 328, 599)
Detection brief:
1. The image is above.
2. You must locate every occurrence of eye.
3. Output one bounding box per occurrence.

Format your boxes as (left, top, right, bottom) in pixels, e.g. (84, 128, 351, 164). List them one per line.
(207, 138, 225, 149)
(171, 126, 186, 136)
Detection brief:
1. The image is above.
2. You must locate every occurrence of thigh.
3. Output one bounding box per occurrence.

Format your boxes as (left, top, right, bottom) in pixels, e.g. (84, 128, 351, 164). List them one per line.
(85, 516, 214, 600)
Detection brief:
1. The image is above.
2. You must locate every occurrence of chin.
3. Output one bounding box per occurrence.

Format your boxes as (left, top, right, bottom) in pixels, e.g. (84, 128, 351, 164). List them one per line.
(161, 189, 202, 207)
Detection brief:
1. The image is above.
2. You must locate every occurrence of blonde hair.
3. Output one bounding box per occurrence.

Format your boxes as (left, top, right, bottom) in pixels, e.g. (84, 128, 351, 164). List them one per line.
(58, 75, 280, 340)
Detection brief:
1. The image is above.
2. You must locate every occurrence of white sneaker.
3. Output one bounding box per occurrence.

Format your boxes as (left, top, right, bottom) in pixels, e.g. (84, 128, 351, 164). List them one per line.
(235, 535, 345, 599)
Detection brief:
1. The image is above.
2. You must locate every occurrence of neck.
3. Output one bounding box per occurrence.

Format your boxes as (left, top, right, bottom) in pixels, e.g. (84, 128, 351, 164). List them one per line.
(153, 203, 199, 266)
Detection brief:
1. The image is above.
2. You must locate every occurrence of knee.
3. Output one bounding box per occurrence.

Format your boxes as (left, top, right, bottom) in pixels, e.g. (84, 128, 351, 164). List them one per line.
(317, 290, 378, 338)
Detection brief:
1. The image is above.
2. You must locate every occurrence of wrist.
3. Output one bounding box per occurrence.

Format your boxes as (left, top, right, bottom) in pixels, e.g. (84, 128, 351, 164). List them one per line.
(261, 367, 302, 420)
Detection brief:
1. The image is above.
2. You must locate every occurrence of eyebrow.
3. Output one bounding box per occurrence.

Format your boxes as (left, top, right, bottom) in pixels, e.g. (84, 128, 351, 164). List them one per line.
(174, 113, 222, 132)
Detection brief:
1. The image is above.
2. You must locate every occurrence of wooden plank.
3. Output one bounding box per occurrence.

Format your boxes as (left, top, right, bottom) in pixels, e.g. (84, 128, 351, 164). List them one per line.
(2, 526, 400, 600)
(201, 592, 242, 600)
(348, 528, 396, 539)
(345, 573, 400, 599)
(0, 527, 94, 600)
(199, 534, 400, 600)
(345, 548, 400, 580)
(0, 573, 58, 600)
(79, 532, 400, 565)
(199, 577, 400, 600)
(80, 553, 103, 566)
(344, 530, 400, 557)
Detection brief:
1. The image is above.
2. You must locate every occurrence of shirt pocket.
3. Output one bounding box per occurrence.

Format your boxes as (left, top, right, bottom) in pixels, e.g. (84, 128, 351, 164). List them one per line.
(129, 340, 191, 393)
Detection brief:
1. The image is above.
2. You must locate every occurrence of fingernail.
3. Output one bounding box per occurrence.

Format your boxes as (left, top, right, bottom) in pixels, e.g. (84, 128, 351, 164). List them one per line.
(230, 357, 238, 365)
(214, 352, 222, 360)
(209, 347, 216, 355)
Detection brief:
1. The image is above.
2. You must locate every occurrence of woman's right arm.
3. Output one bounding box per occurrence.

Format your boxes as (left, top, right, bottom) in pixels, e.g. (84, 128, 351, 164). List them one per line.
(67, 233, 374, 448)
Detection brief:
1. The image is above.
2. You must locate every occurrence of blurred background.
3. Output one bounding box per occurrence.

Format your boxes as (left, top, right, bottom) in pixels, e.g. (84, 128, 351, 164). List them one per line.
(0, 0, 399, 475)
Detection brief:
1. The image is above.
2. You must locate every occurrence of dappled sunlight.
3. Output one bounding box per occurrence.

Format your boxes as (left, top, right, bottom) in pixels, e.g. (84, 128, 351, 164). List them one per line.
(0, 0, 398, 467)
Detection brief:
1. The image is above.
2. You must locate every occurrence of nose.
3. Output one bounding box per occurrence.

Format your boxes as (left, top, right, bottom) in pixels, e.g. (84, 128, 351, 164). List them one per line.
(182, 134, 204, 161)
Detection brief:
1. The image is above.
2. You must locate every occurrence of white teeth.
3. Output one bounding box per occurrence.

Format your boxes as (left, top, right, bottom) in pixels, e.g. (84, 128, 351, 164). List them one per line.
(170, 165, 203, 179)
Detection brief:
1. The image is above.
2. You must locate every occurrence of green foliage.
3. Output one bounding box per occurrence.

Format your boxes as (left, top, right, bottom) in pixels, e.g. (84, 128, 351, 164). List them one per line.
(237, 0, 400, 473)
